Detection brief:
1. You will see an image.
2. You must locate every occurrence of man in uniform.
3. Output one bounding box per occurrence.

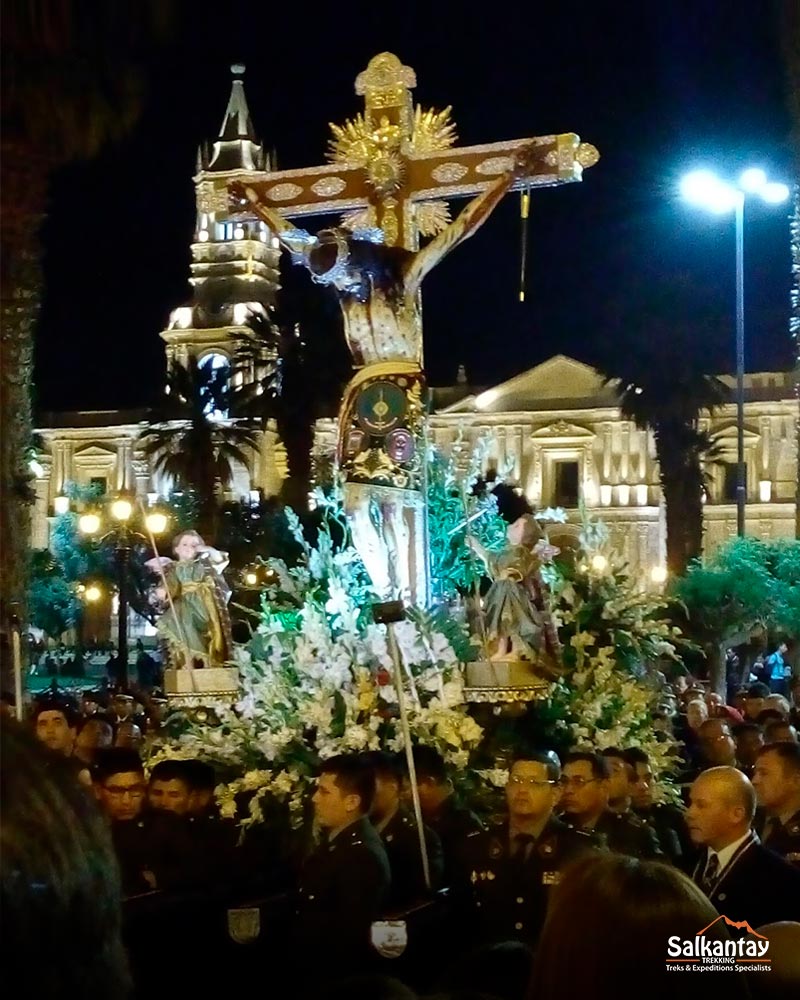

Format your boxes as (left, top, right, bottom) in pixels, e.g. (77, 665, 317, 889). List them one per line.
(560, 750, 662, 858)
(457, 750, 599, 950)
(623, 747, 693, 868)
(752, 742, 800, 868)
(411, 744, 483, 884)
(293, 754, 391, 983)
(364, 750, 443, 908)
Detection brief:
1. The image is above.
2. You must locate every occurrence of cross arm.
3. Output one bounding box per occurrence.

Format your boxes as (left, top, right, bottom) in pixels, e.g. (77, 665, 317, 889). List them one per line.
(407, 133, 597, 203)
(225, 162, 369, 220)
(404, 142, 544, 294)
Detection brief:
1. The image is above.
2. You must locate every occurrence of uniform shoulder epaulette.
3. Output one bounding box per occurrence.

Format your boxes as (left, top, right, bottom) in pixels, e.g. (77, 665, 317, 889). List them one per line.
(573, 826, 596, 840)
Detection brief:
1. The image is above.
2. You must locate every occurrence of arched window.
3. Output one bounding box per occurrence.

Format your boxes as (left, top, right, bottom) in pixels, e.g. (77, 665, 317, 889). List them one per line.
(198, 352, 230, 420)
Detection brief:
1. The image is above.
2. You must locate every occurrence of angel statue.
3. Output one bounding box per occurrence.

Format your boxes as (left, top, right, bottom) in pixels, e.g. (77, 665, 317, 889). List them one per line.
(468, 514, 563, 676)
(229, 143, 542, 607)
(146, 530, 233, 670)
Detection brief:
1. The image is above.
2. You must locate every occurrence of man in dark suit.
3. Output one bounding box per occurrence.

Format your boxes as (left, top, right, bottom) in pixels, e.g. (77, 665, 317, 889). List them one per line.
(293, 754, 391, 983)
(687, 765, 800, 927)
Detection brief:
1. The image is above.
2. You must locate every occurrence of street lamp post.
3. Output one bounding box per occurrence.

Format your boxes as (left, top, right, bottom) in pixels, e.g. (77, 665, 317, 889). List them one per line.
(79, 496, 168, 692)
(680, 168, 789, 538)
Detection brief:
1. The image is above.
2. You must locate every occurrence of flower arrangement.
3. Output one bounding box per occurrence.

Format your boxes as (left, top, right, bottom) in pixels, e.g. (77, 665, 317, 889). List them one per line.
(151, 481, 684, 828)
(150, 496, 485, 831)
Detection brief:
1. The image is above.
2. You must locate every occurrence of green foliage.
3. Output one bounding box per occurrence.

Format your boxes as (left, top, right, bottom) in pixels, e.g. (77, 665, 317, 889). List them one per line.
(426, 438, 510, 603)
(29, 550, 80, 638)
(218, 497, 305, 571)
(673, 537, 800, 643)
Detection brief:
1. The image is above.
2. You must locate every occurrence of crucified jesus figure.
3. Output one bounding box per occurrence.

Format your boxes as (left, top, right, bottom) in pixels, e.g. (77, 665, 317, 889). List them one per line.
(230, 144, 538, 604)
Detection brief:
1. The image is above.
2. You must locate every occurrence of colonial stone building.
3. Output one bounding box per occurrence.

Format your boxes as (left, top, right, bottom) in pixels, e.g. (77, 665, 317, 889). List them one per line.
(317, 354, 798, 580)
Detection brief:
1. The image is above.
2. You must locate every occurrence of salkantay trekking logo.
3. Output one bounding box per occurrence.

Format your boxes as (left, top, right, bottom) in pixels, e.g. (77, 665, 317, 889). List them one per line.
(666, 916, 772, 974)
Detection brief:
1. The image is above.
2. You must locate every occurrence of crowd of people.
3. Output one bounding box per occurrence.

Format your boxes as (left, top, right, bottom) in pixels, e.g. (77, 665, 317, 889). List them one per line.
(2, 668, 800, 999)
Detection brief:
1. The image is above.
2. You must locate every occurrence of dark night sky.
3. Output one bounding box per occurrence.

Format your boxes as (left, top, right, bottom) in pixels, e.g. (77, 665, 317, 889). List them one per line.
(35, 0, 795, 414)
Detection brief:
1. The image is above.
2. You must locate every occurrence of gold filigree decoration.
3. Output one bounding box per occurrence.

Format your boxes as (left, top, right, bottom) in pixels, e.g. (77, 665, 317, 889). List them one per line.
(431, 161, 468, 184)
(475, 156, 514, 176)
(576, 142, 600, 169)
(329, 102, 458, 234)
(341, 206, 378, 231)
(311, 176, 347, 197)
(415, 201, 451, 236)
(267, 182, 304, 202)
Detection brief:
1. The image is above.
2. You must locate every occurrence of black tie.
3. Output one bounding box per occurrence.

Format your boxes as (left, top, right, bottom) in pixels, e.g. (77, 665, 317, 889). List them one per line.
(513, 833, 535, 861)
(701, 853, 719, 892)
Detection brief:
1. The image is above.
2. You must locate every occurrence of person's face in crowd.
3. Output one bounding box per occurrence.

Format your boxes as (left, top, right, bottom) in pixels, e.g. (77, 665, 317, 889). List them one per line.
(602, 756, 632, 803)
(686, 700, 708, 731)
(114, 722, 143, 750)
(705, 692, 724, 714)
(312, 772, 361, 830)
(97, 771, 146, 822)
(174, 532, 202, 562)
(778, 642, 789, 656)
(148, 778, 191, 815)
(765, 723, 798, 744)
(35, 710, 75, 755)
(744, 696, 767, 721)
(735, 728, 765, 767)
(81, 696, 99, 716)
(686, 774, 746, 851)
(370, 772, 400, 822)
(765, 695, 790, 718)
(112, 696, 133, 721)
(752, 750, 799, 814)
(699, 720, 737, 766)
(560, 760, 608, 821)
(673, 676, 688, 695)
(631, 762, 654, 809)
(74, 720, 113, 764)
(506, 759, 560, 822)
(732, 691, 748, 715)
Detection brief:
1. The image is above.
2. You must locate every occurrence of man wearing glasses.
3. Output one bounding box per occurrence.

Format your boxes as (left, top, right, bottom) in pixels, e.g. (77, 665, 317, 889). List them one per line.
(560, 751, 662, 859)
(456, 750, 599, 949)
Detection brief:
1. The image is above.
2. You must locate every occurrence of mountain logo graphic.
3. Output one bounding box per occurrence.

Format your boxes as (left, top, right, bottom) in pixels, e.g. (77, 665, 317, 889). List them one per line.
(697, 915, 768, 939)
(666, 916, 771, 969)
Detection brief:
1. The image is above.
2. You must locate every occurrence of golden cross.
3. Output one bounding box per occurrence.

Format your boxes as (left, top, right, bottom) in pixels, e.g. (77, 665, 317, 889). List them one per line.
(202, 52, 598, 249)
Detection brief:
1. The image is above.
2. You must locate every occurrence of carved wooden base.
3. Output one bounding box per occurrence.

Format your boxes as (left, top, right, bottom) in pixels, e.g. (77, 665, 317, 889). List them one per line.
(164, 667, 239, 709)
(463, 660, 552, 703)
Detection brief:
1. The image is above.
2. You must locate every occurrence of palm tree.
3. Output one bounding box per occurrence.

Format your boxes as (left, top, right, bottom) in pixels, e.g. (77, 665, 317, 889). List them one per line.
(230, 295, 350, 511)
(140, 358, 260, 540)
(598, 286, 728, 577)
(0, 2, 173, 640)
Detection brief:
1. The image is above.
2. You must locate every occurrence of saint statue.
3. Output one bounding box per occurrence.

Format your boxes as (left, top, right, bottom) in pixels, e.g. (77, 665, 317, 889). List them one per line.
(230, 144, 541, 605)
(146, 530, 233, 670)
(468, 515, 563, 674)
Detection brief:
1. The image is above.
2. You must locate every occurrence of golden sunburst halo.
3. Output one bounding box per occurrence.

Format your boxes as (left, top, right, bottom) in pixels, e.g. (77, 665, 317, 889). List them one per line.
(415, 201, 451, 236)
(328, 104, 458, 166)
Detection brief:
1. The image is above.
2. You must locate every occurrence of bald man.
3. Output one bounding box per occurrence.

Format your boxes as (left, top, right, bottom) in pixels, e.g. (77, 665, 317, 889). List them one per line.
(687, 766, 800, 927)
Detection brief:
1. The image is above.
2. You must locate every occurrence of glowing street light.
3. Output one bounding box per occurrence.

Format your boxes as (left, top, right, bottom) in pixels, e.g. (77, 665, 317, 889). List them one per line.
(78, 496, 169, 691)
(84, 584, 103, 603)
(680, 165, 789, 537)
(650, 566, 668, 586)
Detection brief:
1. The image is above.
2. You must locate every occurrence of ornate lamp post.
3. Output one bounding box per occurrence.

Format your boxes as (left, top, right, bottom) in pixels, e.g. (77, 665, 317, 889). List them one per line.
(79, 496, 169, 691)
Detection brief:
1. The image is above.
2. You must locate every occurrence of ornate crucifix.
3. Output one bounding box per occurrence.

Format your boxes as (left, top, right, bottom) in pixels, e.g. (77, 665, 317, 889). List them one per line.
(217, 53, 598, 608)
